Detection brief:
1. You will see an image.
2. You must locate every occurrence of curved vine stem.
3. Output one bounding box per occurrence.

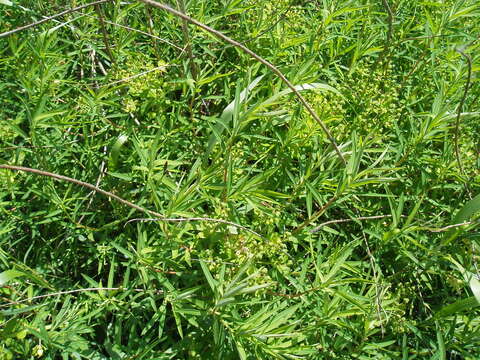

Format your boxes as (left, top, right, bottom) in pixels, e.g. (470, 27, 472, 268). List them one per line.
(0, 0, 112, 38)
(0, 164, 263, 238)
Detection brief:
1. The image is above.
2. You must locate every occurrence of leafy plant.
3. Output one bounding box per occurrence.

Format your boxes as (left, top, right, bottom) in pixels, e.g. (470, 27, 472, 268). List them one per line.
(1, 0, 479, 358)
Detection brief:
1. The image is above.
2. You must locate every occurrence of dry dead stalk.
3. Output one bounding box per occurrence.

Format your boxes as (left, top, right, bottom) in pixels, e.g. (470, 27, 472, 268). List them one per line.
(0, 164, 262, 238)
(94, 3, 115, 64)
(0, 0, 112, 38)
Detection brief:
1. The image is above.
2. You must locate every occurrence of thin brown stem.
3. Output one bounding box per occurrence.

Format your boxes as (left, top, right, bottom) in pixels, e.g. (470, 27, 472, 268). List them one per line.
(145, 5, 161, 59)
(292, 195, 338, 235)
(74, 9, 184, 51)
(136, 0, 346, 164)
(0, 0, 112, 38)
(426, 220, 478, 233)
(175, 0, 198, 80)
(94, 3, 115, 64)
(0, 287, 163, 308)
(454, 48, 472, 179)
(399, 50, 428, 93)
(310, 214, 477, 234)
(0, 164, 262, 238)
(382, 0, 394, 44)
(372, 0, 395, 72)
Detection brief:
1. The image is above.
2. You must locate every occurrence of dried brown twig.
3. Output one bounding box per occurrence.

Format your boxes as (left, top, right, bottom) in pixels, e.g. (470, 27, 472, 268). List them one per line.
(454, 48, 473, 180)
(0, 164, 263, 238)
(94, 3, 115, 64)
(76, 10, 184, 51)
(372, 0, 395, 72)
(174, 0, 198, 80)
(0, 287, 163, 308)
(292, 195, 338, 234)
(426, 220, 478, 233)
(309, 214, 478, 233)
(0, 0, 112, 38)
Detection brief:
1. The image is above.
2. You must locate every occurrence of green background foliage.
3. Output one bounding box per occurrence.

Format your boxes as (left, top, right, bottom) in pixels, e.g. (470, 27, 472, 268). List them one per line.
(1, 0, 479, 358)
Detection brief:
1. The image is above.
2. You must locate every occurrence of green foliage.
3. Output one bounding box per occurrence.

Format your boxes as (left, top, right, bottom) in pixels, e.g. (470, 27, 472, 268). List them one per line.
(1, 0, 480, 358)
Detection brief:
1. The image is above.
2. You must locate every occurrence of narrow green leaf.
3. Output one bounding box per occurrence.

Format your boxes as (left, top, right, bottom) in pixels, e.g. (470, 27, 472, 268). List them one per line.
(33, 110, 66, 124)
(205, 75, 264, 157)
(264, 83, 342, 107)
(435, 296, 480, 318)
(452, 193, 480, 224)
(171, 305, 184, 339)
(107, 257, 115, 289)
(200, 259, 217, 294)
(176, 286, 202, 300)
(324, 240, 359, 284)
(109, 134, 128, 170)
(263, 305, 300, 333)
(1, 303, 46, 317)
(362, 340, 396, 350)
(235, 341, 247, 360)
(237, 283, 272, 296)
(215, 297, 236, 307)
(222, 283, 248, 299)
(449, 5, 480, 21)
(435, 321, 446, 360)
(224, 260, 252, 295)
(0, 269, 24, 285)
(402, 333, 408, 360)
(108, 172, 133, 181)
(469, 276, 480, 304)
(197, 71, 234, 86)
(443, 193, 480, 245)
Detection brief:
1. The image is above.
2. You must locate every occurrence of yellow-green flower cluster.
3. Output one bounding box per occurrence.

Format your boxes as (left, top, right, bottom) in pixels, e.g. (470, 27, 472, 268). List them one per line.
(339, 62, 403, 135)
(115, 58, 168, 116)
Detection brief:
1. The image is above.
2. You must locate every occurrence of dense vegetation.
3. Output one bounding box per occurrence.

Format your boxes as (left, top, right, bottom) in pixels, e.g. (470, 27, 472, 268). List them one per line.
(1, 0, 480, 358)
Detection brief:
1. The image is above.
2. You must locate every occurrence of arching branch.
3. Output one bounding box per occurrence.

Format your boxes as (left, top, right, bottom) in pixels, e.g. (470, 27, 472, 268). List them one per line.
(0, 164, 263, 238)
(0, 0, 113, 38)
